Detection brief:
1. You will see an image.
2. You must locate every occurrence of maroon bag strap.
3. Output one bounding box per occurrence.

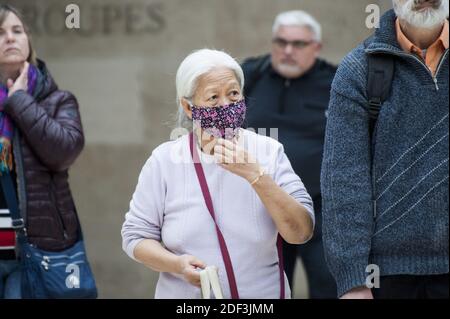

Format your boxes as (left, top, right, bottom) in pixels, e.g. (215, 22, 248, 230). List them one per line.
(189, 132, 240, 299)
(189, 132, 286, 299)
(276, 235, 285, 299)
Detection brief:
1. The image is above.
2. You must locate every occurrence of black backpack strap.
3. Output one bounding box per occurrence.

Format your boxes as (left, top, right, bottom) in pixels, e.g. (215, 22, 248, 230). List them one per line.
(366, 53, 395, 136)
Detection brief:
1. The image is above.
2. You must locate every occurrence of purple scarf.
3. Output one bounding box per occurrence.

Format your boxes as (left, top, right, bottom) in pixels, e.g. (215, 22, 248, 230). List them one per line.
(0, 64, 38, 174)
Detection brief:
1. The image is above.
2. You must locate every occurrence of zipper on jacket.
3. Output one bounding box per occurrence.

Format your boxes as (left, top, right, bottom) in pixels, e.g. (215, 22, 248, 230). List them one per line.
(433, 78, 439, 91)
(367, 48, 449, 92)
(12, 129, 27, 233)
(433, 49, 449, 91)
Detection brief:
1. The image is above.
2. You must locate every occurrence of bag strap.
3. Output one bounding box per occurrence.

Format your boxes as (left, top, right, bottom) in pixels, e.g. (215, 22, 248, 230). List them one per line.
(366, 53, 395, 136)
(189, 133, 240, 299)
(189, 132, 285, 299)
(366, 53, 394, 221)
(276, 234, 285, 298)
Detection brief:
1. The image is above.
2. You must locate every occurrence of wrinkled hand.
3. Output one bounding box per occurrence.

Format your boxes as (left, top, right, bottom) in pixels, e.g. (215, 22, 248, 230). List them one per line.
(213, 138, 262, 183)
(177, 254, 206, 288)
(7, 62, 29, 97)
(340, 287, 374, 299)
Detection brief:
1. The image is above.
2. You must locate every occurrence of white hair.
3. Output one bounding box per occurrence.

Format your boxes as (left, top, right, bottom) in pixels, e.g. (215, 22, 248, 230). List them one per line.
(272, 10, 322, 42)
(175, 49, 245, 130)
(393, 0, 449, 29)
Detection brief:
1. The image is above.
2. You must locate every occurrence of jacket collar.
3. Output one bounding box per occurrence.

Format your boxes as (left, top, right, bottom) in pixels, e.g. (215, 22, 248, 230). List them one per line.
(35, 59, 58, 101)
(365, 9, 404, 54)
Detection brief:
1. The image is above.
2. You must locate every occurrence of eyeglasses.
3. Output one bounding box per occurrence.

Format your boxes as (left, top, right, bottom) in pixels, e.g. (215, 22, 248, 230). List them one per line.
(272, 37, 316, 49)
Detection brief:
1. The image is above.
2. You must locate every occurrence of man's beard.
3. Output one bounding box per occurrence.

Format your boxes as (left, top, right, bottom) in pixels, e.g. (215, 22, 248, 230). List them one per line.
(276, 63, 303, 78)
(394, 0, 449, 29)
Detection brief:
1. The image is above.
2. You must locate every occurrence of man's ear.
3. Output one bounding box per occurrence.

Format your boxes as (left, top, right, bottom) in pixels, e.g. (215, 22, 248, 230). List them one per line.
(181, 98, 193, 120)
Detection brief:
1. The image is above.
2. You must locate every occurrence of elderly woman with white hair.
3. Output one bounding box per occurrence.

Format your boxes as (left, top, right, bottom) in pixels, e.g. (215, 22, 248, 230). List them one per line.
(121, 49, 314, 299)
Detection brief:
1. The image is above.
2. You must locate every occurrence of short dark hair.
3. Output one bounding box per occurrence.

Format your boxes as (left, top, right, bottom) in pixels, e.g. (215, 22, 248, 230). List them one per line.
(0, 4, 37, 65)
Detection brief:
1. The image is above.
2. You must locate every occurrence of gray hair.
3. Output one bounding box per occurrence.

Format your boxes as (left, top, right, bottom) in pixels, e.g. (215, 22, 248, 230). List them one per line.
(175, 49, 245, 130)
(272, 10, 322, 42)
(393, 0, 449, 29)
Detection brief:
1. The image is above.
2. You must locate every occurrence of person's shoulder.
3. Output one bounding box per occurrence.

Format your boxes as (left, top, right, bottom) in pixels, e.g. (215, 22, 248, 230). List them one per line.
(241, 54, 267, 67)
(331, 39, 371, 99)
(56, 90, 77, 102)
(145, 134, 188, 166)
(340, 32, 379, 76)
(339, 40, 370, 71)
(241, 54, 270, 74)
(152, 134, 186, 156)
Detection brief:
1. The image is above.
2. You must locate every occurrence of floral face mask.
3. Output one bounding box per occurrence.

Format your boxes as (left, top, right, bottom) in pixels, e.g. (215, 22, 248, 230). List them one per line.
(191, 99, 246, 139)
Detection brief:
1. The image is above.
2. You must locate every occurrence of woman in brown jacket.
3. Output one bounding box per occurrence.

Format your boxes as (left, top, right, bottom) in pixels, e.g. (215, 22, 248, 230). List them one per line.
(0, 5, 84, 298)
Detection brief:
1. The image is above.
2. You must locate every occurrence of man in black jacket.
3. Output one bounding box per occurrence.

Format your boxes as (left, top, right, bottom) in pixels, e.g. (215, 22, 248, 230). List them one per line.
(242, 10, 337, 298)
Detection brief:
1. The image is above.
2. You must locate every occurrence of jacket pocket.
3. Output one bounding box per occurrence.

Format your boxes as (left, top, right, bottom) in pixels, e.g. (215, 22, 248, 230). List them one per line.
(49, 178, 68, 240)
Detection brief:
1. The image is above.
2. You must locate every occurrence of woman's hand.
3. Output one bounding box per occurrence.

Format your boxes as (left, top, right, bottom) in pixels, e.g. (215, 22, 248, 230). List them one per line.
(7, 62, 29, 97)
(213, 138, 314, 244)
(214, 138, 262, 184)
(177, 254, 207, 288)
